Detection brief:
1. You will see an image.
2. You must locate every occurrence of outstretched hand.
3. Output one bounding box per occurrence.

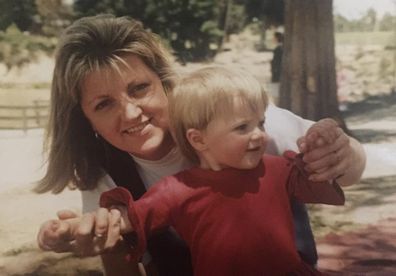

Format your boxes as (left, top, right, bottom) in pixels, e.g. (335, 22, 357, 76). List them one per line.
(297, 118, 352, 182)
(37, 208, 124, 257)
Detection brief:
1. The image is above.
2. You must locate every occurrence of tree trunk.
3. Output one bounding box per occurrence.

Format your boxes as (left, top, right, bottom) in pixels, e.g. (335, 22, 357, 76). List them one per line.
(279, 0, 348, 131)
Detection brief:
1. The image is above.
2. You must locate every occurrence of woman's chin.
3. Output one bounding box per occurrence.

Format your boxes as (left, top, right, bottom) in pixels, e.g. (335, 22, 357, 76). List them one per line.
(132, 136, 174, 160)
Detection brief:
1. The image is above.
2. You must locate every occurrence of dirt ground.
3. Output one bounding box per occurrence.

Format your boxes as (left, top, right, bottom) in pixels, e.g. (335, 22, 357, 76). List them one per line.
(314, 92, 396, 275)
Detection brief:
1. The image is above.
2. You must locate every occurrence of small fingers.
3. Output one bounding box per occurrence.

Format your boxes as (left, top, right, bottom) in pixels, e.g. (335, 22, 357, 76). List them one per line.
(94, 208, 110, 238)
(303, 131, 348, 164)
(305, 119, 341, 147)
(37, 220, 60, 251)
(297, 136, 307, 153)
(37, 220, 74, 252)
(57, 209, 78, 220)
(103, 209, 122, 249)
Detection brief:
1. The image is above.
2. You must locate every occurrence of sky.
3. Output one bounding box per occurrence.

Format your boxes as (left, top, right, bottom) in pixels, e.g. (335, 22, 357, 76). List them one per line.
(333, 0, 396, 19)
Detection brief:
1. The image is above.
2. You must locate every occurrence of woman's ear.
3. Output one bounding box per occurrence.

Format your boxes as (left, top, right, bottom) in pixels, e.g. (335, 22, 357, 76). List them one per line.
(186, 128, 207, 152)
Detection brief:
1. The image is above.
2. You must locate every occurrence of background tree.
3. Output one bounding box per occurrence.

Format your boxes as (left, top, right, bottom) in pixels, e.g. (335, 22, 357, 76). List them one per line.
(143, 0, 223, 62)
(35, 0, 73, 36)
(73, 0, 224, 61)
(279, 0, 347, 129)
(242, 0, 284, 50)
(0, 0, 38, 32)
(379, 12, 395, 31)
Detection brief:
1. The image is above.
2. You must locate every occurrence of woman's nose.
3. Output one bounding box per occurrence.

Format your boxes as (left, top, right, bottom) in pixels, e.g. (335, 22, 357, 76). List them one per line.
(120, 101, 142, 121)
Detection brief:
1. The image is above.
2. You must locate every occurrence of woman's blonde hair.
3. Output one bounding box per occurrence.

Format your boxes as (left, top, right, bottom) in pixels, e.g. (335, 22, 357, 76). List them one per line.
(35, 14, 176, 194)
(169, 66, 268, 164)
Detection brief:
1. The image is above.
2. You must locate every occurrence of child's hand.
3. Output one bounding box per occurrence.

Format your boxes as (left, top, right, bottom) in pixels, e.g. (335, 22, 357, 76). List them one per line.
(297, 118, 351, 181)
(300, 118, 341, 152)
(37, 208, 126, 257)
(37, 210, 79, 252)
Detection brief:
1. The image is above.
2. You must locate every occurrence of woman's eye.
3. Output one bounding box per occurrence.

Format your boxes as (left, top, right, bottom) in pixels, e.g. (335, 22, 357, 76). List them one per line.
(129, 83, 150, 98)
(95, 99, 111, 111)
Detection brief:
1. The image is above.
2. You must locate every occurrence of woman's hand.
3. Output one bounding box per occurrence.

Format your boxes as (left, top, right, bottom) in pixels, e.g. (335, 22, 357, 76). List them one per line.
(297, 118, 366, 185)
(37, 208, 123, 257)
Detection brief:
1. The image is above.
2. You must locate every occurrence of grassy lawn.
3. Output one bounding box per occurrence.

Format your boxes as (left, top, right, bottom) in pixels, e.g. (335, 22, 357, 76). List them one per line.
(335, 31, 395, 47)
(0, 86, 50, 106)
(0, 86, 50, 130)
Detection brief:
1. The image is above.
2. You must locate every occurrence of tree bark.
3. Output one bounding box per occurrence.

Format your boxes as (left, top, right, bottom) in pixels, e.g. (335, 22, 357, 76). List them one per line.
(279, 0, 348, 130)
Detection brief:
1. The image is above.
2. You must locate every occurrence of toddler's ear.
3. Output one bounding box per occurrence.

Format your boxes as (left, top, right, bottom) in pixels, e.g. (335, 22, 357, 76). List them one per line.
(186, 128, 207, 152)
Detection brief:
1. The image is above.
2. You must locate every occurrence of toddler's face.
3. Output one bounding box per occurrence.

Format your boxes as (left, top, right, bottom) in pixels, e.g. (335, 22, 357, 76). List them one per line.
(202, 99, 267, 170)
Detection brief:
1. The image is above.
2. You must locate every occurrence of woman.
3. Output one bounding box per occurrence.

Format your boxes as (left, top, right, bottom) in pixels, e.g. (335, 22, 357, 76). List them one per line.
(36, 14, 366, 276)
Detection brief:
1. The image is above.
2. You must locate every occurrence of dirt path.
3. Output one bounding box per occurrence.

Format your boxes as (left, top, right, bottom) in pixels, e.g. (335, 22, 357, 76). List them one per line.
(314, 93, 396, 275)
(317, 217, 396, 275)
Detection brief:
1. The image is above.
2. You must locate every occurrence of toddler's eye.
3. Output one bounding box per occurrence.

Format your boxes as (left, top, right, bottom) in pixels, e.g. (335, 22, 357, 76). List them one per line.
(258, 120, 265, 130)
(234, 124, 248, 132)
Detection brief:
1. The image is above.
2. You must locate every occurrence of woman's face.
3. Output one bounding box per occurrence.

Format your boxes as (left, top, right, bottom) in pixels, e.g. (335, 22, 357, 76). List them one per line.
(80, 54, 174, 160)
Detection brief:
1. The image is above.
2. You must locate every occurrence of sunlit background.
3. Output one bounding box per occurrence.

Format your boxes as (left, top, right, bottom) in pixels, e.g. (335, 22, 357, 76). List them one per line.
(0, 1, 395, 274)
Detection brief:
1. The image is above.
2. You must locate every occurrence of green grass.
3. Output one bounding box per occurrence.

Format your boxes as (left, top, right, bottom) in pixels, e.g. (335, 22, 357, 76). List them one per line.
(335, 31, 395, 47)
(0, 86, 50, 130)
(0, 87, 49, 106)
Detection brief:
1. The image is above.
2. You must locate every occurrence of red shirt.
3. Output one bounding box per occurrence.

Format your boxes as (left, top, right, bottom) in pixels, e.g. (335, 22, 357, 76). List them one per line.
(101, 152, 344, 275)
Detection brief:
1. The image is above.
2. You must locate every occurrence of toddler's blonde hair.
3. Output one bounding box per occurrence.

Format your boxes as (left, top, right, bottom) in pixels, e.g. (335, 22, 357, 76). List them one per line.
(169, 66, 268, 163)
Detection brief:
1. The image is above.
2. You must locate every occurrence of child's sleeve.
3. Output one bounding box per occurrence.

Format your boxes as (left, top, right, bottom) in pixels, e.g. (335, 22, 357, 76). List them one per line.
(283, 150, 345, 205)
(99, 178, 178, 262)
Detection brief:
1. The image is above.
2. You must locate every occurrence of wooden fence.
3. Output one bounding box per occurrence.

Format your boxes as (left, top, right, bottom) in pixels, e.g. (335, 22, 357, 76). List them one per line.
(0, 100, 49, 133)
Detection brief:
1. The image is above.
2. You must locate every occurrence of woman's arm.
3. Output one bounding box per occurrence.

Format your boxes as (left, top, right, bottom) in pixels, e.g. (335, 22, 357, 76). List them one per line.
(265, 105, 366, 186)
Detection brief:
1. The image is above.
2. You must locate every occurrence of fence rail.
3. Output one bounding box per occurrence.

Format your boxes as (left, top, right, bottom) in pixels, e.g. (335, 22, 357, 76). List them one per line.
(0, 100, 49, 132)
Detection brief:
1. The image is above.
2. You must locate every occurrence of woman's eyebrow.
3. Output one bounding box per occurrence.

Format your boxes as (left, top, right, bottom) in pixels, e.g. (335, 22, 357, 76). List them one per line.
(87, 94, 109, 105)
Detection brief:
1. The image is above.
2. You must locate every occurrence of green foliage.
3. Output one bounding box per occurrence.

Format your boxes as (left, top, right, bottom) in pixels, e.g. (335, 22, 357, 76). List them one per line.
(35, 0, 73, 36)
(379, 13, 396, 32)
(0, 0, 38, 31)
(74, 0, 138, 18)
(0, 24, 57, 70)
(335, 8, 396, 33)
(73, 0, 225, 61)
(241, 0, 284, 25)
(148, 1, 224, 61)
(0, 0, 286, 63)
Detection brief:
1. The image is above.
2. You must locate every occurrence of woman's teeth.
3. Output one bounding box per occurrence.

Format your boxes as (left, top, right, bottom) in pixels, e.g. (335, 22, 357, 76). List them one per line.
(124, 121, 149, 134)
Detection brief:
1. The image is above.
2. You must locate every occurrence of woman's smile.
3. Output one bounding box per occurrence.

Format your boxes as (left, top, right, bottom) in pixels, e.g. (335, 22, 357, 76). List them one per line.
(123, 119, 151, 135)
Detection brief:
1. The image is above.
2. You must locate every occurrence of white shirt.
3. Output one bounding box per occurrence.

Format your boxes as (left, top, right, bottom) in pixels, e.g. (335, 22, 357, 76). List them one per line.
(82, 104, 313, 213)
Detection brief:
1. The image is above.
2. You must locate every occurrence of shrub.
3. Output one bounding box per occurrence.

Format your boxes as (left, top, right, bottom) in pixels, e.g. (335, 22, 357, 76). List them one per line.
(0, 24, 57, 70)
